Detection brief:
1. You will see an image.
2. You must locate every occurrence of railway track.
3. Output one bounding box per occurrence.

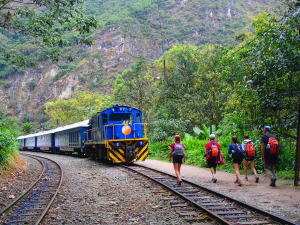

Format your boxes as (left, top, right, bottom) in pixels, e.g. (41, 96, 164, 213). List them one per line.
(0, 153, 63, 225)
(122, 164, 299, 225)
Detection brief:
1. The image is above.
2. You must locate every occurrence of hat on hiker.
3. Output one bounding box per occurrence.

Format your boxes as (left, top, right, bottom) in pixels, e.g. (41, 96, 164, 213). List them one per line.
(264, 126, 271, 131)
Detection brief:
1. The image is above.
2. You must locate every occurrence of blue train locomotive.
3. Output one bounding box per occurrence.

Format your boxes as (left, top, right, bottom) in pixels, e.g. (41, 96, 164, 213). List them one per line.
(84, 105, 149, 163)
(17, 105, 149, 163)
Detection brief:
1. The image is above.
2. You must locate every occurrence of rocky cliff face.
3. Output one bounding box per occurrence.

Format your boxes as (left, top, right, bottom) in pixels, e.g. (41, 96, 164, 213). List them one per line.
(0, 0, 279, 120)
(1, 26, 163, 119)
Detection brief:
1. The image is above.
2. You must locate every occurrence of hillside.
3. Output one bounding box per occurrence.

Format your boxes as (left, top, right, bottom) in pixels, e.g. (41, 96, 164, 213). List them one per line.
(0, 0, 279, 123)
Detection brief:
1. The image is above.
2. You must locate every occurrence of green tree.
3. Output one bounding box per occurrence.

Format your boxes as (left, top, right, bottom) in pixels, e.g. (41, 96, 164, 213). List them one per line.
(244, 7, 300, 132)
(22, 122, 34, 134)
(114, 57, 158, 123)
(0, 112, 20, 169)
(194, 45, 229, 127)
(154, 44, 200, 122)
(0, 0, 98, 66)
(154, 44, 229, 128)
(45, 91, 112, 127)
(245, 2, 300, 186)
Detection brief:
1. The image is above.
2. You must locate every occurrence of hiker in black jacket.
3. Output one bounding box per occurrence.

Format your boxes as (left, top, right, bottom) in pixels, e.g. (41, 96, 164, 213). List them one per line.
(261, 126, 279, 187)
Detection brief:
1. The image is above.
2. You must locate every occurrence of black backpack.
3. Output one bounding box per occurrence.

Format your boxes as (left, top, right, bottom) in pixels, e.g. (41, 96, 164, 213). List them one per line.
(232, 143, 245, 160)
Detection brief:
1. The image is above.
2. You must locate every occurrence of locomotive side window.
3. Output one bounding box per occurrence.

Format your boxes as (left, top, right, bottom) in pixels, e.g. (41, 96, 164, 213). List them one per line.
(102, 113, 108, 125)
(136, 113, 141, 122)
(92, 118, 98, 128)
(94, 115, 98, 127)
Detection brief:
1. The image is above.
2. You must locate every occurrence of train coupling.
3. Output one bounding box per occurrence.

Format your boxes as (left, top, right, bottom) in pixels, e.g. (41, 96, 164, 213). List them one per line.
(125, 145, 137, 162)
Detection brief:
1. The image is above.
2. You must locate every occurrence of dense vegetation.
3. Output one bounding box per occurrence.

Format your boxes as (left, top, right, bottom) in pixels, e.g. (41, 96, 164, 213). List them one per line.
(0, 0, 277, 80)
(0, 113, 20, 171)
(83, 0, 261, 45)
(113, 2, 299, 178)
(1, 1, 299, 180)
(0, 0, 97, 77)
(44, 91, 112, 128)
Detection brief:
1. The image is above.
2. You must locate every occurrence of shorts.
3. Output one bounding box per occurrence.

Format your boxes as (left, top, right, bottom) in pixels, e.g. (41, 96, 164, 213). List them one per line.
(244, 156, 255, 161)
(233, 157, 243, 164)
(264, 153, 279, 164)
(173, 155, 184, 164)
(207, 157, 217, 168)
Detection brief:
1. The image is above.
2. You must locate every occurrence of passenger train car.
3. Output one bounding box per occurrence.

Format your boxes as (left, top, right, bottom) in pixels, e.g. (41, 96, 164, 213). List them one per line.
(18, 120, 89, 154)
(17, 105, 149, 163)
(54, 120, 89, 154)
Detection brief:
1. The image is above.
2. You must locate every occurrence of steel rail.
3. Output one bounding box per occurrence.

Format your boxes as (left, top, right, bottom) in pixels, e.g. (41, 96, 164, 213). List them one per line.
(32, 153, 63, 225)
(0, 153, 63, 225)
(123, 164, 299, 225)
(0, 154, 45, 215)
(122, 164, 227, 224)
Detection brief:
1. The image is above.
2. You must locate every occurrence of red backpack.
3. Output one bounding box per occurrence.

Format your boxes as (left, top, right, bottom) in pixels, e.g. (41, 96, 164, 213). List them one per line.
(245, 142, 256, 156)
(210, 142, 219, 157)
(268, 137, 280, 155)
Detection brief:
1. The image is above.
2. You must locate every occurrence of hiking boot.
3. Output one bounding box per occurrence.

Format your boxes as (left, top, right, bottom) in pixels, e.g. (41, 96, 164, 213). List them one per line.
(255, 177, 259, 183)
(270, 178, 277, 187)
(234, 180, 239, 184)
(212, 178, 217, 183)
(245, 177, 248, 181)
(175, 180, 181, 185)
(238, 180, 243, 186)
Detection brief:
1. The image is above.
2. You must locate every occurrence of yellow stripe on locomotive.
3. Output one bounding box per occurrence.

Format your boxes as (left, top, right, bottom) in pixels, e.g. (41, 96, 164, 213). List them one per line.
(105, 138, 149, 163)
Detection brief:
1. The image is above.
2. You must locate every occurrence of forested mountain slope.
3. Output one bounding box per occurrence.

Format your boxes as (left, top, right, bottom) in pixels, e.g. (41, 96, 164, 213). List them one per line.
(0, 0, 279, 122)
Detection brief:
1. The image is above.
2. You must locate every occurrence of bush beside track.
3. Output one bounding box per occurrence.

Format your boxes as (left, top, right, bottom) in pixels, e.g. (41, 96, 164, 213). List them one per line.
(0, 114, 20, 171)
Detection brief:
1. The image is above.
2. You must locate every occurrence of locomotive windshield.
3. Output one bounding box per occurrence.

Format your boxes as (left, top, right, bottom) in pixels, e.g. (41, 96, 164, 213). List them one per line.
(109, 113, 133, 122)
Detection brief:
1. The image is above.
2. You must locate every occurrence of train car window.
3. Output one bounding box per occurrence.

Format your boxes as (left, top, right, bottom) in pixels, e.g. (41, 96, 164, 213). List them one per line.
(136, 113, 141, 122)
(109, 113, 131, 121)
(69, 132, 72, 144)
(102, 113, 108, 125)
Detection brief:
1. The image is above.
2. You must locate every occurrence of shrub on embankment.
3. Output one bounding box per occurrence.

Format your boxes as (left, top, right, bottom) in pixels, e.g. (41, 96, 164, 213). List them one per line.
(0, 114, 20, 173)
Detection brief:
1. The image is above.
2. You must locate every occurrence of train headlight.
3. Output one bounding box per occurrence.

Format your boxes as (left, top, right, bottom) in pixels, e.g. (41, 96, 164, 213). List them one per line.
(114, 142, 120, 148)
(137, 140, 144, 147)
